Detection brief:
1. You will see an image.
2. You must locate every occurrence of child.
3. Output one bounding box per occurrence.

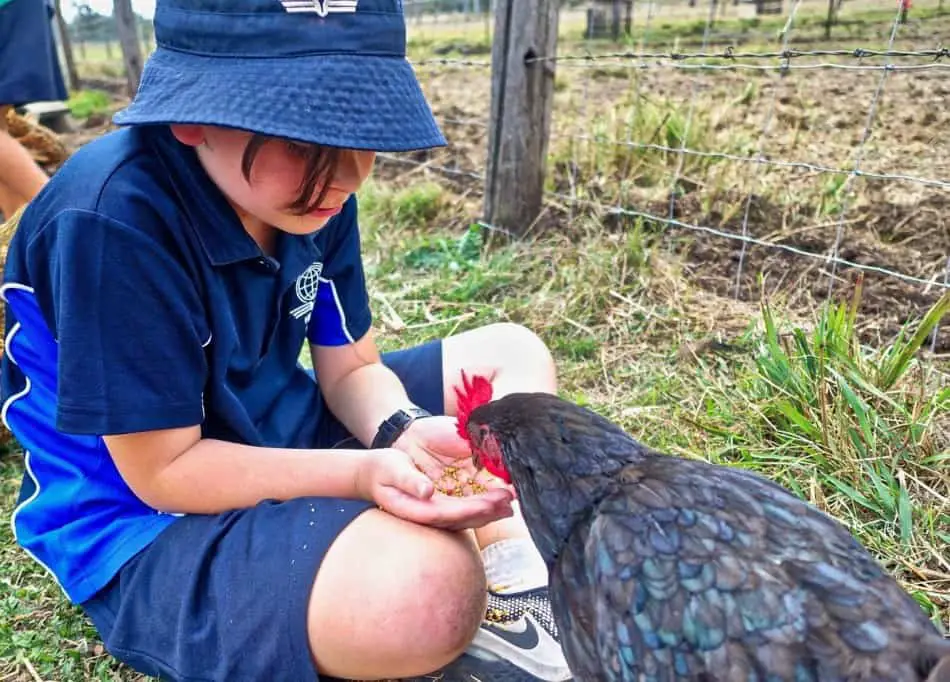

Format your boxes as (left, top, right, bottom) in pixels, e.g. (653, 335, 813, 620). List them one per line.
(0, 0, 572, 680)
(0, 0, 66, 218)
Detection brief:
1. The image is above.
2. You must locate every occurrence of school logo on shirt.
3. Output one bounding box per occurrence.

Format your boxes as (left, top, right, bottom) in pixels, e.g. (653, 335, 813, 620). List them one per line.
(290, 261, 323, 323)
(280, 0, 359, 16)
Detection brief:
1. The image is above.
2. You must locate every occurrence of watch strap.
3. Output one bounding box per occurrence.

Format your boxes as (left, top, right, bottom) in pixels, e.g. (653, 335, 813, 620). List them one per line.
(371, 406, 432, 449)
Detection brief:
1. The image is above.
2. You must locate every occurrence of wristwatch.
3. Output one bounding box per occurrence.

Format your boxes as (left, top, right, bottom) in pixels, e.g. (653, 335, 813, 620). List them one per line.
(371, 406, 432, 449)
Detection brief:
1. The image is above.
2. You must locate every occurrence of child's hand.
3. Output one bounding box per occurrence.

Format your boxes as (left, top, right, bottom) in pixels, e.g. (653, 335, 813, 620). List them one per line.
(356, 446, 515, 531)
(394, 416, 515, 496)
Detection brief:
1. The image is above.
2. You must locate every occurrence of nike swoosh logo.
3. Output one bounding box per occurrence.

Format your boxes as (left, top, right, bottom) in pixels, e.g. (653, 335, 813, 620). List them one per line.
(484, 617, 541, 650)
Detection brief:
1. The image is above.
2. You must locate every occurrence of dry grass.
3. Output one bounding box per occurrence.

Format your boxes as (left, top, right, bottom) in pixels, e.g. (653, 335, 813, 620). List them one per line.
(1, 2, 948, 679)
(400, 1, 950, 349)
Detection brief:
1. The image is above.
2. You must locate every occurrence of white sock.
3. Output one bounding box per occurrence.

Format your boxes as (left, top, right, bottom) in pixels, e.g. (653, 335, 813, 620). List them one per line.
(481, 538, 549, 594)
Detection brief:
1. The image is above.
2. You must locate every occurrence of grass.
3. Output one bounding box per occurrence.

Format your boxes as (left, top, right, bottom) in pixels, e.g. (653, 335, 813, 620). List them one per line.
(3, 3, 948, 678)
(65, 90, 112, 120)
(546, 83, 732, 203)
(397, 0, 947, 48)
(2, 171, 948, 681)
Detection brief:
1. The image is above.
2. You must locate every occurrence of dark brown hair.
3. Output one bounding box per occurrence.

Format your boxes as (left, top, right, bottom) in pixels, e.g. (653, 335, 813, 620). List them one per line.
(240, 135, 342, 215)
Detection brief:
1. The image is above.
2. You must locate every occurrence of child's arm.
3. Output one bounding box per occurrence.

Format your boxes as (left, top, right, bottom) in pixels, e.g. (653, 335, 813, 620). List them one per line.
(104, 425, 502, 527)
(304, 197, 424, 446)
(26, 207, 437, 517)
(103, 426, 375, 514)
(310, 329, 424, 448)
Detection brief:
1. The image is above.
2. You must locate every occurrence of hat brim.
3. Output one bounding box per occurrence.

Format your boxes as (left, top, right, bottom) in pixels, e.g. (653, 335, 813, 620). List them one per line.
(112, 48, 447, 153)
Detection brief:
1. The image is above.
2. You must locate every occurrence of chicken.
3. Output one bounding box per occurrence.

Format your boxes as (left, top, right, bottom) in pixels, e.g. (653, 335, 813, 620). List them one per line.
(453, 373, 950, 682)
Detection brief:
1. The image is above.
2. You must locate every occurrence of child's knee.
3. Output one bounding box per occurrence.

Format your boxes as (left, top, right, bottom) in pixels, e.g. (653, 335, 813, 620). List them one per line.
(306, 511, 487, 677)
(486, 322, 556, 384)
(402, 532, 487, 658)
(370, 524, 486, 656)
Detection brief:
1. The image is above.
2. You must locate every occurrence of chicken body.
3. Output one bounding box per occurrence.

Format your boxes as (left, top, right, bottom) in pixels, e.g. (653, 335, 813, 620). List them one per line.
(465, 392, 950, 682)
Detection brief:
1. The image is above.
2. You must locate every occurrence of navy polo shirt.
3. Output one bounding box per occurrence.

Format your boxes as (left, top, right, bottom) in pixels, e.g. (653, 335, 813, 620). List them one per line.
(0, 125, 373, 604)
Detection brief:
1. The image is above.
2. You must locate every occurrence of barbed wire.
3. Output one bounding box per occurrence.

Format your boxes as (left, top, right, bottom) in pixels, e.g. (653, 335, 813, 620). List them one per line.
(545, 190, 950, 291)
(372, 151, 949, 293)
(413, 44, 950, 72)
(375, 152, 485, 183)
(440, 116, 488, 129)
(413, 55, 950, 73)
(547, 132, 950, 191)
(525, 46, 950, 64)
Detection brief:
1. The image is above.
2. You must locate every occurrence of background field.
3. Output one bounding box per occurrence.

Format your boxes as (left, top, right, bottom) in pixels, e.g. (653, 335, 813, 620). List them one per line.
(2, 0, 948, 679)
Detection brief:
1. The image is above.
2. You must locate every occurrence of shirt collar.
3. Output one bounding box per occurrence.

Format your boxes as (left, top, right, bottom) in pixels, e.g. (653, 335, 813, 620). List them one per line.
(148, 126, 272, 267)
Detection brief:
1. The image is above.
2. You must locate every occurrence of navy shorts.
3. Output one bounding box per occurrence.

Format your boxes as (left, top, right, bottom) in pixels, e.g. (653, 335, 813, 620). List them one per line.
(0, 0, 67, 106)
(80, 340, 445, 682)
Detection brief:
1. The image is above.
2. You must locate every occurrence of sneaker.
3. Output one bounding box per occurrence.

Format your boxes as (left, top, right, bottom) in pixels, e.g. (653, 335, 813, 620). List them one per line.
(411, 585, 573, 682)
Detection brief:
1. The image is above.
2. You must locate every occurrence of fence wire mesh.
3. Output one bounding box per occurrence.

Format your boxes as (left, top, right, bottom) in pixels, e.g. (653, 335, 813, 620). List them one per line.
(380, 0, 950, 352)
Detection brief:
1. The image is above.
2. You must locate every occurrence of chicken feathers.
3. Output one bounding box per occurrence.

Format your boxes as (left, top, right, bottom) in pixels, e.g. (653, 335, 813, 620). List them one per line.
(462, 390, 950, 682)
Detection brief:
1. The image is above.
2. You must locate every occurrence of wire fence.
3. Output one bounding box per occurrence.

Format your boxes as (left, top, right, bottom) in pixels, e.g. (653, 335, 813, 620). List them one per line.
(387, 0, 950, 351)
(60, 0, 950, 350)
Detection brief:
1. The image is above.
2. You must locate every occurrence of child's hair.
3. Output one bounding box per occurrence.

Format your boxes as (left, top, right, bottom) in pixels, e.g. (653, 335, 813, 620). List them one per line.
(240, 134, 342, 215)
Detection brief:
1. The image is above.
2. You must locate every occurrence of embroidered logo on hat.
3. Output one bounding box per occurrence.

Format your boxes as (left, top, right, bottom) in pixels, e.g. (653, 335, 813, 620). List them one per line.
(280, 0, 358, 16)
(112, 0, 447, 153)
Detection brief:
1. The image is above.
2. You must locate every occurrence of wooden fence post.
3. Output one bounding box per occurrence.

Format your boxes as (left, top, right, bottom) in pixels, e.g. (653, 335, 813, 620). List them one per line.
(825, 0, 837, 39)
(52, 0, 79, 91)
(114, 0, 144, 96)
(482, 0, 559, 237)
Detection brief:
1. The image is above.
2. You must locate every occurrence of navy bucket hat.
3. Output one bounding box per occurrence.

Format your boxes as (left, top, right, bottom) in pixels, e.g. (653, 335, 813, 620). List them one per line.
(112, 0, 446, 152)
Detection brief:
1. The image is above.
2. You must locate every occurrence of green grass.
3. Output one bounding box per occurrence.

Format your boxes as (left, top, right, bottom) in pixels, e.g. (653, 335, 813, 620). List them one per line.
(0, 456, 147, 680)
(399, 0, 949, 61)
(1, 174, 948, 679)
(66, 89, 113, 120)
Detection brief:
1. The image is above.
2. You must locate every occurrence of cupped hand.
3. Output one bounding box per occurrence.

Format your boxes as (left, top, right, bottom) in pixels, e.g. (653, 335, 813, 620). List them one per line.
(356, 446, 514, 531)
(395, 415, 514, 494)
(354, 415, 516, 530)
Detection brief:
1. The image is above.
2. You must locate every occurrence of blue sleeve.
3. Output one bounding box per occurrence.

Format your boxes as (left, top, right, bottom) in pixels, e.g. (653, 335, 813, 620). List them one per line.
(27, 210, 210, 435)
(306, 196, 373, 347)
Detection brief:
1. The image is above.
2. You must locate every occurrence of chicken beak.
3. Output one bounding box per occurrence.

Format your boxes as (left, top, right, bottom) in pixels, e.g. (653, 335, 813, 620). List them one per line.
(466, 424, 485, 471)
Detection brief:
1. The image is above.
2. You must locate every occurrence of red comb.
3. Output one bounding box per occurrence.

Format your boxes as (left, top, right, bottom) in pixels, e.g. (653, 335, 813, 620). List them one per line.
(454, 370, 494, 441)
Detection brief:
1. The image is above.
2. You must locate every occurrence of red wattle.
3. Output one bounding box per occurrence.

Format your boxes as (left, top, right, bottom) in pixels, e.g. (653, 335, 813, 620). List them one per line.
(484, 458, 511, 484)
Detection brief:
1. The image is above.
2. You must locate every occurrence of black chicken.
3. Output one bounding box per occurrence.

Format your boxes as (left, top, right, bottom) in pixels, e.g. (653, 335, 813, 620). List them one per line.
(453, 373, 950, 682)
